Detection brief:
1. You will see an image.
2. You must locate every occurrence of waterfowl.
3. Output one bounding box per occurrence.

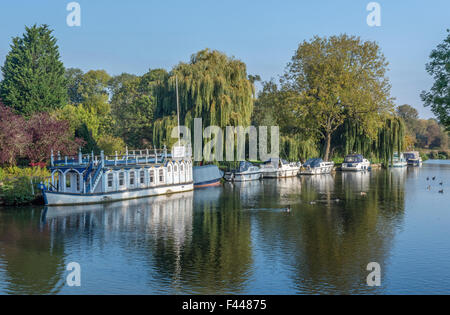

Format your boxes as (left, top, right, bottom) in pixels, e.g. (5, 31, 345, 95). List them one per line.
(438, 190, 444, 194)
(440, 182, 443, 186)
(432, 177, 436, 181)
(427, 177, 430, 181)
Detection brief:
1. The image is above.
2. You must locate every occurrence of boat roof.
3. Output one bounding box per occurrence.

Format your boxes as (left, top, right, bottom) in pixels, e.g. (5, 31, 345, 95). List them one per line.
(304, 158, 323, 167)
(193, 165, 223, 183)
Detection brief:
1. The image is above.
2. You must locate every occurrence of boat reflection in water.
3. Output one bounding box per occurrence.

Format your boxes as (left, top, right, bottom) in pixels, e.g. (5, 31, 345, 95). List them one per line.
(341, 170, 371, 194)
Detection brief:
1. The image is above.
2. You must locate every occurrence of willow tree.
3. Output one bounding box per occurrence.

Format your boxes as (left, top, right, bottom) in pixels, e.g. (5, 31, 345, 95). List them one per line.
(282, 35, 394, 161)
(254, 80, 319, 161)
(152, 49, 254, 147)
(337, 115, 405, 166)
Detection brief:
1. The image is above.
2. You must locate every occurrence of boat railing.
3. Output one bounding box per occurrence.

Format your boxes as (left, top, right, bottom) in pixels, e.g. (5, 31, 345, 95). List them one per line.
(50, 148, 169, 168)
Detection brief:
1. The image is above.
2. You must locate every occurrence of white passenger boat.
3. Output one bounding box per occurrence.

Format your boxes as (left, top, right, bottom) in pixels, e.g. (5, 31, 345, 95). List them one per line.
(390, 152, 408, 168)
(300, 158, 334, 175)
(403, 151, 422, 166)
(260, 158, 301, 178)
(341, 154, 371, 171)
(224, 161, 262, 182)
(39, 146, 194, 206)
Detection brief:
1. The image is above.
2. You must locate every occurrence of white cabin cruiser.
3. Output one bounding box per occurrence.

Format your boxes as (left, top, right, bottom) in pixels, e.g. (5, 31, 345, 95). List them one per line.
(224, 161, 262, 182)
(403, 151, 422, 166)
(300, 158, 334, 175)
(341, 154, 371, 171)
(39, 146, 193, 206)
(260, 158, 301, 178)
(390, 152, 407, 168)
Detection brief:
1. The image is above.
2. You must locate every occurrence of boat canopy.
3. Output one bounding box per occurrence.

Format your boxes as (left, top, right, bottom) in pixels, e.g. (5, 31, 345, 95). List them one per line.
(344, 155, 364, 163)
(238, 161, 253, 172)
(403, 151, 420, 160)
(263, 158, 279, 168)
(193, 165, 223, 184)
(304, 158, 323, 168)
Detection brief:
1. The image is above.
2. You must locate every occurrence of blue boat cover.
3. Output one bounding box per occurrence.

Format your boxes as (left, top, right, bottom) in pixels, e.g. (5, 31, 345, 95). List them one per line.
(193, 165, 223, 184)
(304, 158, 323, 168)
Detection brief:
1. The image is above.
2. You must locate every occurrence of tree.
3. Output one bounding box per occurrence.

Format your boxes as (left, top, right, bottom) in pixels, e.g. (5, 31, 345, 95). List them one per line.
(110, 76, 155, 148)
(153, 49, 254, 147)
(421, 30, 450, 131)
(65, 68, 84, 104)
(108, 73, 138, 96)
(282, 35, 394, 161)
(0, 103, 31, 165)
(0, 25, 67, 116)
(25, 113, 85, 163)
(397, 104, 419, 122)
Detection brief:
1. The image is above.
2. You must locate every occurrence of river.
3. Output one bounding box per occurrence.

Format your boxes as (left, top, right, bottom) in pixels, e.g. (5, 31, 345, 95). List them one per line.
(0, 160, 449, 295)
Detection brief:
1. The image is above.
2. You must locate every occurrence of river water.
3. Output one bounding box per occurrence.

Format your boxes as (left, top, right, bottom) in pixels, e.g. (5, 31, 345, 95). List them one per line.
(0, 161, 449, 295)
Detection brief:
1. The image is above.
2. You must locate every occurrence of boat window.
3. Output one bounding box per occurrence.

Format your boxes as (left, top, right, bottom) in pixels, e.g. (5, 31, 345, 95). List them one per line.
(76, 174, 80, 190)
(66, 175, 71, 188)
(130, 172, 135, 185)
(344, 156, 362, 163)
(168, 166, 172, 173)
(180, 164, 184, 172)
(140, 170, 145, 184)
(150, 170, 154, 183)
(108, 173, 113, 188)
(174, 165, 178, 173)
(159, 169, 164, 183)
(119, 172, 124, 186)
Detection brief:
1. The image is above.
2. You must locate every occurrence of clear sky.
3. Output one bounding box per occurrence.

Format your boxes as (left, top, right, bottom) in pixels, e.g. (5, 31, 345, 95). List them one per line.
(0, 0, 448, 118)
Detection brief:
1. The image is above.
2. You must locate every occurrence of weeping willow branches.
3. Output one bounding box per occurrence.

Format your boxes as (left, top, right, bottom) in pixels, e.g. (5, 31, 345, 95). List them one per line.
(152, 49, 254, 147)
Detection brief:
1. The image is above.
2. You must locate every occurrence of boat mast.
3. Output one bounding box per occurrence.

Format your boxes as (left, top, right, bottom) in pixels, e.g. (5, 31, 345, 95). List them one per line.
(176, 75, 181, 142)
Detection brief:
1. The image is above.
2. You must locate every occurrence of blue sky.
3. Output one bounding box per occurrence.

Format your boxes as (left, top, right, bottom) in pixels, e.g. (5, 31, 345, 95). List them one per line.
(0, 0, 449, 118)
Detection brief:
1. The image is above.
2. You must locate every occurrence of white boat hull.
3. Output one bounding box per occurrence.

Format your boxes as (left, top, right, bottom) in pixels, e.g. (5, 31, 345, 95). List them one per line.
(341, 162, 371, 171)
(43, 182, 194, 206)
(263, 169, 299, 178)
(300, 166, 333, 175)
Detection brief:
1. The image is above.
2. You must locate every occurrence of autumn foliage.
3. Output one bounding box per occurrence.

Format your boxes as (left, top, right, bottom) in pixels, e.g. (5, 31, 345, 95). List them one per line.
(0, 102, 85, 165)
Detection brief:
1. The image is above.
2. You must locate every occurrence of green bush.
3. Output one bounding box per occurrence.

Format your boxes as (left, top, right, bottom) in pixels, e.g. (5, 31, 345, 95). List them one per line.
(0, 176, 36, 206)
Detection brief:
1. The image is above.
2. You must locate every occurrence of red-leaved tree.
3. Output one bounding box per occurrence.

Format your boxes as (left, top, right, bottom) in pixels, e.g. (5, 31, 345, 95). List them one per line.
(0, 103, 31, 165)
(25, 112, 85, 163)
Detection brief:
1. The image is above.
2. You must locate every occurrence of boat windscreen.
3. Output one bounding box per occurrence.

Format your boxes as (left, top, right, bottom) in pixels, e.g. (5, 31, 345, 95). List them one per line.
(344, 155, 363, 163)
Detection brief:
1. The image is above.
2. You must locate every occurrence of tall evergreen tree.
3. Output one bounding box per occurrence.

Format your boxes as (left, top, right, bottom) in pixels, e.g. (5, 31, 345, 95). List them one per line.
(0, 24, 67, 116)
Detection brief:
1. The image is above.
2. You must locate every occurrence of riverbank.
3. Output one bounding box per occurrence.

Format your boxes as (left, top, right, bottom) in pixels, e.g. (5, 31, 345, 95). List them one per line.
(0, 167, 49, 206)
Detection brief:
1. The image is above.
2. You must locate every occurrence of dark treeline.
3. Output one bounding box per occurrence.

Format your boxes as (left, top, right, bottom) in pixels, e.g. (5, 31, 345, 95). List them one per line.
(1, 25, 449, 168)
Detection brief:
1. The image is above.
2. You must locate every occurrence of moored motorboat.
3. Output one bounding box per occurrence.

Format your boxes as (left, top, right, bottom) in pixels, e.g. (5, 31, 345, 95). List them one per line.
(403, 151, 422, 166)
(390, 152, 408, 168)
(341, 154, 371, 171)
(300, 158, 334, 175)
(260, 158, 301, 178)
(224, 161, 262, 182)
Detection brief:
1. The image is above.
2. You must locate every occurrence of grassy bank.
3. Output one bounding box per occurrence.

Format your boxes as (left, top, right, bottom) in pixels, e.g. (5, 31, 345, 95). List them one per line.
(0, 167, 50, 206)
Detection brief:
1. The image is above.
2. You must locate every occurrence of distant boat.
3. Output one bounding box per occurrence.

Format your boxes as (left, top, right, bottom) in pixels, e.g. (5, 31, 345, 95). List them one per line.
(193, 165, 223, 188)
(403, 151, 422, 166)
(224, 161, 262, 182)
(300, 158, 334, 175)
(260, 158, 301, 178)
(390, 152, 408, 168)
(341, 154, 371, 171)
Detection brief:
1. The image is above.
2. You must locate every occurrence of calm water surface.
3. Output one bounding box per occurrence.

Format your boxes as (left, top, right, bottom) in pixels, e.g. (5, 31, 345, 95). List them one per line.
(1, 161, 449, 295)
